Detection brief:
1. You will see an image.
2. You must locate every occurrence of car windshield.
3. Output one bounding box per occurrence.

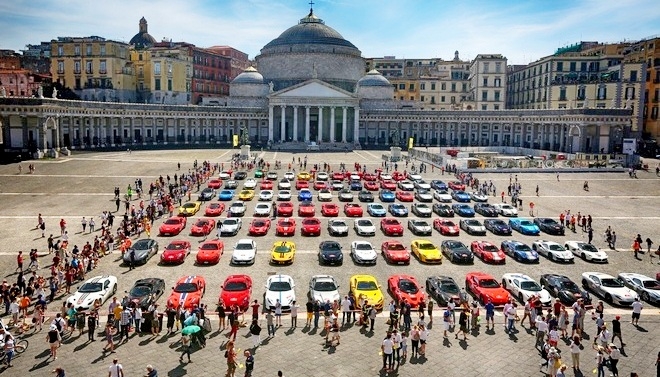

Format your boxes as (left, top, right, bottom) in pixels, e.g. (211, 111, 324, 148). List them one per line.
(357, 220, 373, 226)
(224, 219, 239, 226)
(492, 220, 507, 226)
(129, 285, 152, 297)
(548, 244, 564, 251)
(601, 278, 624, 288)
(515, 244, 532, 252)
(399, 280, 418, 293)
(274, 246, 292, 253)
(642, 280, 660, 290)
(280, 220, 294, 226)
(387, 243, 405, 251)
(356, 244, 373, 251)
(164, 219, 181, 225)
(559, 280, 579, 292)
(479, 279, 500, 288)
(520, 220, 534, 226)
(484, 245, 499, 253)
(578, 243, 598, 252)
(200, 243, 220, 250)
(183, 203, 196, 208)
(441, 282, 459, 294)
(356, 281, 377, 290)
(370, 205, 383, 210)
(418, 243, 435, 250)
(465, 220, 479, 226)
(384, 219, 399, 225)
(332, 221, 347, 227)
(541, 219, 557, 224)
(134, 240, 153, 249)
(235, 242, 254, 250)
(79, 282, 103, 293)
(303, 219, 319, 225)
(252, 221, 266, 227)
(520, 281, 541, 291)
(322, 243, 341, 251)
(269, 281, 292, 292)
(166, 243, 187, 251)
(221, 191, 232, 195)
(413, 221, 428, 227)
(224, 282, 247, 291)
(231, 203, 244, 208)
(416, 204, 429, 209)
(314, 281, 337, 292)
(174, 283, 198, 293)
(196, 220, 209, 226)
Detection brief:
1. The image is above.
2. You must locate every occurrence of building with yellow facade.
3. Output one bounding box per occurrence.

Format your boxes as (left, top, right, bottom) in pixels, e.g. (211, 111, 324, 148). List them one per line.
(130, 42, 192, 105)
(50, 36, 135, 102)
(623, 37, 660, 142)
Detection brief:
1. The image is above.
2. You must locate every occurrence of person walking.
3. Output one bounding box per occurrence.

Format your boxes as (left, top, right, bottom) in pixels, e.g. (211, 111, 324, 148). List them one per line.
(108, 358, 124, 377)
(631, 297, 643, 326)
(455, 309, 468, 341)
(569, 335, 581, 371)
(244, 350, 254, 377)
(646, 237, 654, 263)
(594, 345, 606, 377)
(103, 322, 115, 353)
(249, 320, 261, 348)
(611, 315, 625, 347)
(608, 344, 620, 377)
(632, 238, 642, 260)
(225, 340, 238, 377)
(47, 324, 62, 360)
(381, 332, 394, 372)
(81, 217, 87, 233)
(265, 311, 275, 337)
(179, 333, 191, 363)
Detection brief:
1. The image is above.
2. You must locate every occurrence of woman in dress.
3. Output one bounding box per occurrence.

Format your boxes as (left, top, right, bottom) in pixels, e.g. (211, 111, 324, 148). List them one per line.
(47, 324, 62, 359)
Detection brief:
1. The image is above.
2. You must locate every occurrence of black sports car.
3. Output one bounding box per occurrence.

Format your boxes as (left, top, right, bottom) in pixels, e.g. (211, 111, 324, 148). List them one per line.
(425, 275, 466, 306)
(484, 219, 512, 235)
(318, 240, 344, 265)
(534, 218, 565, 235)
(539, 274, 592, 306)
(474, 203, 499, 217)
(441, 240, 474, 264)
(358, 190, 374, 202)
(432, 203, 454, 217)
(234, 171, 248, 180)
(126, 278, 165, 309)
(198, 188, 216, 201)
(225, 180, 238, 189)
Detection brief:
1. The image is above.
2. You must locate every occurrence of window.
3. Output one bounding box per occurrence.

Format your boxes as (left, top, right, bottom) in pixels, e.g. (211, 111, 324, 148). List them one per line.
(557, 62, 563, 72)
(57, 61, 64, 74)
(86, 45, 92, 56)
(597, 86, 607, 100)
(451, 83, 456, 92)
(559, 88, 567, 101)
(168, 64, 173, 74)
(494, 78, 501, 87)
(408, 84, 414, 91)
(409, 96, 414, 100)
(430, 96, 435, 104)
(155, 78, 161, 90)
(99, 60, 107, 74)
(139, 54, 143, 61)
(630, 70, 638, 82)
(577, 86, 586, 100)
(57, 46, 63, 56)
(74, 78, 81, 90)
(625, 87, 635, 99)
(74, 60, 81, 74)
(494, 104, 500, 110)
(154, 62, 161, 75)
(431, 83, 435, 90)
(100, 45, 106, 56)
(398, 83, 405, 90)
(652, 107, 658, 120)
(483, 63, 489, 73)
(441, 96, 445, 102)
(441, 83, 446, 90)
(482, 77, 488, 87)
(74, 45, 80, 56)
(168, 79, 173, 91)
(420, 96, 425, 102)
(494, 91, 500, 101)
(451, 96, 456, 103)
(481, 91, 488, 101)
(85, 61, 93, 74)
(481, 105, 487, 110)
(580, 62, 587, 72)
(420, 83, 425, 90)
(569, 62, 576, 72)
(495, 62, 502, 73)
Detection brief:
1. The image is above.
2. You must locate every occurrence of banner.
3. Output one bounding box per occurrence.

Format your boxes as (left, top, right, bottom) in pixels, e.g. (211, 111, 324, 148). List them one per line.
(232, 134, 239, 147)
(408, 137, 414, 149)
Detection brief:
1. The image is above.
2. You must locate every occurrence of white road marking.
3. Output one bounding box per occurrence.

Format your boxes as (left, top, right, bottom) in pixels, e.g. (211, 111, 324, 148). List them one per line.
(353, 151, 369, 161)
(215, 150, 232, 160)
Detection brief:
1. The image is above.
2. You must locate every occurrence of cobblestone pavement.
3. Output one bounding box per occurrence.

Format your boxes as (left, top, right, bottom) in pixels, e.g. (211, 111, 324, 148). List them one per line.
(0, 149, 658, 377)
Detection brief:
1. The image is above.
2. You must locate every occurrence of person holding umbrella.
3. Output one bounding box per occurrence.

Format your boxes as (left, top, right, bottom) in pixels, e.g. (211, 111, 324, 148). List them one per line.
(178, 332, 191, 363)
(181, 324, 204, 348)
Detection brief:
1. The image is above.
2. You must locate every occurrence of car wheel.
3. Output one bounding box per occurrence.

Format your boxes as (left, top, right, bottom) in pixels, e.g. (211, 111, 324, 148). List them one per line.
(582, 279, 589, 290)
(641, 292, 650, 302)
(518, 293, 524, 303)
(501, 279, 507, 288)
(604, 293, 612, 304)
(581, 253, 587, 261)
(112, 285, 117, 294)
(465, 280, 470, 293)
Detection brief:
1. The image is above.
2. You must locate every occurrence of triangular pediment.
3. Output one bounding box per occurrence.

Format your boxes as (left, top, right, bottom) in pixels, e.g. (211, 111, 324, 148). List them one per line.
(271, 79, 354, 98)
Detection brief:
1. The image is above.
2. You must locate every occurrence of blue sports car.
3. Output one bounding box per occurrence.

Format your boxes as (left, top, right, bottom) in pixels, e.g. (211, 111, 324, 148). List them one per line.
(298, 189, 313, 202)
(388, 203, 409, 217)
(501, 240, 539, 263)
(218, 190, 235, 201)
(430, 180, 448, 191)
(379, 190, 396, 202)
(484, 219, 512, 235)
(350, 180, 363, 191)
(509, 218, 540, 235)
(451, 190, 471, 203)
(367, 203, 386, 217)
(451, 204, 475, 217)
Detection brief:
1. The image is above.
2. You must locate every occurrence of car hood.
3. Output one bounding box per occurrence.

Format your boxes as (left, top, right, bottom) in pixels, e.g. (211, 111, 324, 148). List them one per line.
(232, 249, 255, 260)
(67, 291, 104, 308)
(123, 248, 150, 261)
(354, 249, 377, 259)
(265, 290, 295, 306)
(222, 224, 239, 231)
(602, 286, 636, 298)
(312, 290, 340, 304)
(331, 225, 348, 232)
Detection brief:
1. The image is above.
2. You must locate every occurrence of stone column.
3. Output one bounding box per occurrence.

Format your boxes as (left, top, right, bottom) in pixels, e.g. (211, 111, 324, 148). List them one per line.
(268, 106, 274, 143)
(304, 106, 310, 142)
(141, 118, 146, 145)
(530, 124, 537, 148)
(55, 118, 61, 151)
(280, 105, 286, 142)
(341, 107, 347, 142)
(293, 106, 299, 142)
(317, 106, 323, 142)
(510, 123, 515, 147)
(89, 118, 96, 147)
(353, 106, 359, 143)
(329, 107, 335, 142)
(559, 125, 566, 152)
(196, 121, 201, 144)
(498, 123, 504, 147)
(119, 118, 125, 146)
(129, 118, 135, 145)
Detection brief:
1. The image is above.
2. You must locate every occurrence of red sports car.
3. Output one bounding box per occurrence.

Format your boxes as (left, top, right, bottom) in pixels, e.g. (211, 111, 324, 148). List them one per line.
(298, 202, 316, 217)
(161, 240, 192, 264)
(167, 275, 206, 309)
(190, 218, 216, 236)
(343, 203, 363, 217)
(219, 275, 252, 311)
(321, 203, 339, 217)
(448, 181, 466, 191)
(465, 272, 511, 306)
(159, 217, 187, 236)
(260, 180, 273, 190)
(205, 202, 225, 217)
(249, 218, 271, 236)
(380, 180, 396, 190)
(364, 181, 379, 191)
(277, 202, 294, 217)
(313, 181, 328, 190)
(381, 241, 411, 265)
(471, 241, 506, 264)
(391, 171, 406, 181)
(363, 173, 377, 182)
(301, 218, 322, 236)
(434, 219, 460, 236)
(332, 172, 345, 181)
(196, 240, 224, 265)
(295, 180, 309, 190)
(396, 191, 414, 202)
(380, 218, 404, 236)
(276, 218, 296, 236)
(207, 179, 223, 189)
(388, 274, 425, 308)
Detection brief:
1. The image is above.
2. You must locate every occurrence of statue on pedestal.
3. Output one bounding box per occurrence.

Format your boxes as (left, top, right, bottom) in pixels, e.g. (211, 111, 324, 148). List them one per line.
(38, 86, 43, 98)
(52, 87, 58, 99)
(268, 81, 274, 93)
(390, 129, 401, 147)
(240, 126, 250, 146)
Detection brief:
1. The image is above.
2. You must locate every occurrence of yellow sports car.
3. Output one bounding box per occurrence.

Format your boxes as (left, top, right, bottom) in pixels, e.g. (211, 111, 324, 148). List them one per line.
(238, 190, 255, 201)
(297, 171, 311, 181)
(178, 202, 201, 216)
(270, 241, 296, 265)
(349, 274, 384, 310)
(411, 239, 443, 264)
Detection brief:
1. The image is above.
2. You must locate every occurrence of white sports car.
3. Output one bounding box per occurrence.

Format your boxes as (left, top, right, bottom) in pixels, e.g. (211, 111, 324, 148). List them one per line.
(532, 240, 574, 263)
(264, 274, 296, 311)
(581, 272, 638, 306)
(66, 275, 118, 310)
(469, 191, 489, 202)
(219, 218, 242, 236)
(493, 203, 518, 217)
(411, 203, 432, 217)
(308, 275, 340, 304)
(414, 180, 431, 190)
(327, 219, 349, 236)
(317, 189, 333, 202)
(284, 172, 295, 181)
(350, 241, 378, 264)
(501, 273, 552, 306)
(564, 241, 608, 263)
(397, 181, 414, 191)
(244, 178, 257, 189)
(380, 174, 392, 180)
(433, 190, 452, 203)
(617, 273, 660, 304)
(459, 219, 487, 235)
(219, 171, 231, 179)
(408, 174, 422, 182)
(266, 172, 278, 180)
(414, 190, 433, 203)
(354, 219, 376, 236)
(229, 201, 246, 216)
(278, 179, 291, 190)
(277, 190, 292, 201)
(253, 203, 272, 216)
(331, 181, 344, 191)
(316, 172, 329, 181)
(259, 190, 274, 201)
(231, 239, 257, 265)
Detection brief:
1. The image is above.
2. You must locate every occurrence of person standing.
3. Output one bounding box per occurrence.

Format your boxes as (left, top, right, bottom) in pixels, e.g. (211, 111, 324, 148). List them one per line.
(274, 299, 282, 326)
(81, 217, 87, 233)
(391, 329, 401, 364)
(305, 299, 313, 327)
(249, 320, 261, 348)
(608, 344, 620, 377)
(3, 332, 15, 367)
(594, 345, 606, 377)
(244, 350, 254, 377)
(646, 237, 654, 262)
(569, 336, 581, 371)
(87, 311, 97, 341)
(410, 325, 420, 358)
(368, 304, 377, 332)
(108, 358, 124, 377)
(611, 315, 624, 347)
(119, 306, 132, 342)
(588, 227, 593, 244)
(632, 238, 641, 259)
(418, 324, 429, 356)
(427, 300, 434, 323)
(179, 333, 191, 363)
(290, 300, 298, 328)
(250, 300, 260, 322)
(265, 311, 275, 337)
(455, 309, 468, 341)
(381, 332, 394, 372)
(340, 296, 351, 325)
(46, 324, 61, 359)
(225, 340, 238, 377)
(631, 297, 643, 326)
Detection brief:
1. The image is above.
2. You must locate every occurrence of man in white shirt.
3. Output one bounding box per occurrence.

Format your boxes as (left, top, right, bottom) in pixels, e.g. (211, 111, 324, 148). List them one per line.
(108, 358, 124, 377)
(503, 301, 513, 328)
(535, 315, 548, 349)
(630, 297, 643, 326)
(381, 333, 394, 371)
(341, 296, 351, 325)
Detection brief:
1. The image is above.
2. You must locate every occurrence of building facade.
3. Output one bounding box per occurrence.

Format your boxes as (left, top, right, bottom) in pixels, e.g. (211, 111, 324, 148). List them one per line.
(191, 46, 232, 104)
(469, 54, 507, 111)
(623, 37, 660, 140)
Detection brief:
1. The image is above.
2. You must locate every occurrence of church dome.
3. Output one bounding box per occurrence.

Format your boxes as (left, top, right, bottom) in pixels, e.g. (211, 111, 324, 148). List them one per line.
(262, 10, 357, 51)
(232, 67, 264, 84)
(358, 70, 391, 87)
(129, 17, 156, 50)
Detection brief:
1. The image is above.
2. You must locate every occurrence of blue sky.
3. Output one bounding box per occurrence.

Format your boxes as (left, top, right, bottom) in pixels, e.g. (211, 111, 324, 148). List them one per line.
(1, 0, 658, 64)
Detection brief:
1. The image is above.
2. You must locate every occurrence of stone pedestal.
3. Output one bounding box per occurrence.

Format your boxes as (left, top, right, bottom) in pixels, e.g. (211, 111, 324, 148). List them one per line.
(240, 145, 251, 160)
(390, 146, 402, 161)
(34, 150, 45, 159)
(60, 147, 71, 156)
(47, 149, 59, 158)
